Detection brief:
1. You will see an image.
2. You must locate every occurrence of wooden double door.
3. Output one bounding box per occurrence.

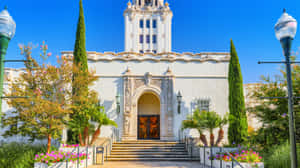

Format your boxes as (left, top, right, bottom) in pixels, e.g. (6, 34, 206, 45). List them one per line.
(138, 115, 160, 140)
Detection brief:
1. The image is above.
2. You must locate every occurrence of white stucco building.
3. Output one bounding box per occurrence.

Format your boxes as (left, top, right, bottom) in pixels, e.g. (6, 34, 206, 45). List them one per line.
(62, 0, 230, 141)
(1, 0, 230, 143)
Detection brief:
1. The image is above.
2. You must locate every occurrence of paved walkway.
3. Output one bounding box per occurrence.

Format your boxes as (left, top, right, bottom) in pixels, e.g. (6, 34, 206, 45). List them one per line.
(88, 161, 202, 168)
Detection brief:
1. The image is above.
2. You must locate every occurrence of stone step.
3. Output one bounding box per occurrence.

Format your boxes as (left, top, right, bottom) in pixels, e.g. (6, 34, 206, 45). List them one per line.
(112, 145, 185, 149)
(111, 149, 187, 152)
(113, 144, 185, 147)
(106, 158, 200, 161)
(112, 146, 186, 151)
(110, 152, 188, 155)
(108, 154, 191, 158)
(115, 141, 181, 144)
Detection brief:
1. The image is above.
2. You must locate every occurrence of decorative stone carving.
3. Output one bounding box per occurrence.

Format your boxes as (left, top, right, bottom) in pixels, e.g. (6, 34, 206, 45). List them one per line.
(122, 71, 175, 140)
(134, 79, 144, 90)
(152, 79, 162, 88)
(144, 72, 152, 86)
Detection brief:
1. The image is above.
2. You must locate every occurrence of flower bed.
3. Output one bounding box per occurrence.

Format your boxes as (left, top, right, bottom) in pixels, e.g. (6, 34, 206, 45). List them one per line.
(34, 144, 97, 168)
(34, 150, 89, 168)
(206, 149, 264, 168)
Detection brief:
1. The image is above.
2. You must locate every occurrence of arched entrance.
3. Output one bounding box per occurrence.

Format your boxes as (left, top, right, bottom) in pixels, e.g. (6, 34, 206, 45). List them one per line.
(137, 92, 160, 140)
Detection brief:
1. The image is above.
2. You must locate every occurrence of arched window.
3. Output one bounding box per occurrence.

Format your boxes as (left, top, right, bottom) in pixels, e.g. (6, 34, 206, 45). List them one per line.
(139, 0, 141, 6)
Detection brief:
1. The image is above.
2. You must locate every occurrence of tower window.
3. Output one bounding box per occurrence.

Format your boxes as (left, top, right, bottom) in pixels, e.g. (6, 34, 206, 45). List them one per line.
(152, 35, 157, 44)
(153, 20, 157, 28)
(146, 20, 150, 28)
(139, 35, 144, 43)
(153, 50, 157, 54)
(146, 35, 150, 43)
(140, 19, 144, 28)
(140, 50, 144, 54)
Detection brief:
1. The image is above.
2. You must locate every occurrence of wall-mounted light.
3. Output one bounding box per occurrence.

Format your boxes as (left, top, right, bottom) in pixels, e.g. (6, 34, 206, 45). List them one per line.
(177, 91, 182, 114)
(116, 93, 121, 114)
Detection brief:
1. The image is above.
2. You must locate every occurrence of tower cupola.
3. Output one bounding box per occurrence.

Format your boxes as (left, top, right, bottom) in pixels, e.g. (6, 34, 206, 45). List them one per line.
(124, 0, 173, 53)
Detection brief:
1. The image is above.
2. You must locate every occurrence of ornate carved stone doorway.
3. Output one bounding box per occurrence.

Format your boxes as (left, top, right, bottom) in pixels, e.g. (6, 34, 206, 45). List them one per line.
(122, 69, 175, 141)
(137, 93, 160, 140)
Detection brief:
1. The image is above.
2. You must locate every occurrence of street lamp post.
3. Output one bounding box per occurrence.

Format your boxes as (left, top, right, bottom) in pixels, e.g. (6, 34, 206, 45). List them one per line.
(0, 7, 16, 121)
(275, 9, 298, 168)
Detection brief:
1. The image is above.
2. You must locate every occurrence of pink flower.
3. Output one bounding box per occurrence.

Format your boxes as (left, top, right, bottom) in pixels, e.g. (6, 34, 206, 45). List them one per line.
(47, 52, 52, 57)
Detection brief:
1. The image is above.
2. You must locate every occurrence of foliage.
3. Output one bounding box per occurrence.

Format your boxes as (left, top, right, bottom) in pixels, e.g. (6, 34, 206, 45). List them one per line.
(264, 142, 300, 168)
(0, 142, 56, 168)
(69, 0, 90, 144)
(1, 43, 73, 153)
(209, 149, 263, 163)
(68, 71, 117, 145)
(73, 0, 88, 70)
(228, 39, 248, 145)
(248, 55, 300, 151)
(182, 109, 227, 146)
(34, 151, 88, 166)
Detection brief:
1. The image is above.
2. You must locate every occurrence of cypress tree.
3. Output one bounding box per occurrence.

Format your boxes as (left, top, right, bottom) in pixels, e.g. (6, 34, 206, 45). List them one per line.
(73, 0, 88, 70)
(68, 0, 88, 144)
(228, 39, 248, 145)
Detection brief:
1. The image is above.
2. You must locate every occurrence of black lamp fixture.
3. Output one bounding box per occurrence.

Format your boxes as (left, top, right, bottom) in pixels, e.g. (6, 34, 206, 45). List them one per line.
(177, 91, 182, 114)
(274, 9, 298, 168)
(116, 93, 121, 114)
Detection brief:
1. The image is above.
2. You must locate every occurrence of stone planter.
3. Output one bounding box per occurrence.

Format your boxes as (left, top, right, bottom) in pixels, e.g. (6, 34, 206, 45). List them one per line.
(34, 163, 48, 168)
(199, 147, 238, 165)
(222, 161, 264, 168)
(238, 162, 264, 168)
(34, 162, 86, 168)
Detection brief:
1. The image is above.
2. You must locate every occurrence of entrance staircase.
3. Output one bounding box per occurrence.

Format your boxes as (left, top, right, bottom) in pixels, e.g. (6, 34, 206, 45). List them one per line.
(107, 140, 198, 161)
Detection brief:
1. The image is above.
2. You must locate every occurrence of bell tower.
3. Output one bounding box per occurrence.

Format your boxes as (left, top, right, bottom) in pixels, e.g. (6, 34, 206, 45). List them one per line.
(124, 0, 173, 53)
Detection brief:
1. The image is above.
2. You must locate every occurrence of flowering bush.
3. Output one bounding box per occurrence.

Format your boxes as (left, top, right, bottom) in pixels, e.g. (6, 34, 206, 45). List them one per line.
(209, 150, 262, 163)
(61, 144, 80, 148)
(34, 151, 88, 165)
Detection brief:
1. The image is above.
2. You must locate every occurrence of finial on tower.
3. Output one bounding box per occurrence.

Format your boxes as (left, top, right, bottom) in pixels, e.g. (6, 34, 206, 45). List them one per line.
(283, 8, 286, 13)
(4, 6, 7, 10)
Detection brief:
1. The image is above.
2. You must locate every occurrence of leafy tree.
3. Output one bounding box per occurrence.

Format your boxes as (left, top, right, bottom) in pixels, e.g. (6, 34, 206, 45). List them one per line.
(1, 43, 73, 153)
(182, 109, 227, 146)
(228, 39, 248, 145)
(90, 110, 118, 145)
(248, 56, 300, 150)
(182, 109, 208, 146)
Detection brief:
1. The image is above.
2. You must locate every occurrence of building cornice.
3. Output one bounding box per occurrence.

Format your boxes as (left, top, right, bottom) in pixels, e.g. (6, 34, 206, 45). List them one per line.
(61, 52, 230, 63)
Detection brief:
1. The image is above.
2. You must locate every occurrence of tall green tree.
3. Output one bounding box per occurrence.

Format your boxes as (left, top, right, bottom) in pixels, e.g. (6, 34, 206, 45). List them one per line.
(73, 0, 88, 70)
(228, 39, 248, 145)
(69, 0, 89, 143)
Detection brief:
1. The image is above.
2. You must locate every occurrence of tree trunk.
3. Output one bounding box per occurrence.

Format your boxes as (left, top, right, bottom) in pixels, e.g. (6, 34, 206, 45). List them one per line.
(83, 126, 89, 145)
(216, 128, 224, 146)
(47, 135, 51, 154)
(210, 133, 215, 147)
(90, 126, 101, 145)
(200, 133, 208, 146)
(79, 132, 84, 146)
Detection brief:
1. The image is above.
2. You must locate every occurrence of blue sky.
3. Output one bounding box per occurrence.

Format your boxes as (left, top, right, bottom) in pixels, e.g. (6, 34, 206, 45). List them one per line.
(2, 0, 300, 83)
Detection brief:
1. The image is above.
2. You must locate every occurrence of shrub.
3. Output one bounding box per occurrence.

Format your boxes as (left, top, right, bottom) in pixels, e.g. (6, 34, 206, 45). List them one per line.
(265, 142, 300, 168)
(0, 142, 56, 168)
